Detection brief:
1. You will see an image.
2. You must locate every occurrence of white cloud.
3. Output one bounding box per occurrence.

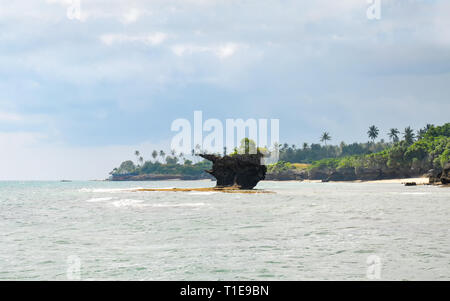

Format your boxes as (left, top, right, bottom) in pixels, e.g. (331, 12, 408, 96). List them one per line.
(100, 33, 168, 46)
(121, 8, 142, 24)
(216, 43, 239, 59)
(0, 111, 24, 122)
(0, 109, 48, 125)
(171, 43, 242, 59)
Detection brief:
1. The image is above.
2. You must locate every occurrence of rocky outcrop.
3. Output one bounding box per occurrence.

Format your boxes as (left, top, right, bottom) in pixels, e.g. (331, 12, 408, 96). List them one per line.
(265, 169, 307, 181)
(308, 167, 331, 180)
(199, 153, 267, 189)
(441, 163, 450, 184)
(307, 165, 425, 182)
(429, 163, 450, 185)
(428, 168, 442, 184)
(327, 167, 358, 181)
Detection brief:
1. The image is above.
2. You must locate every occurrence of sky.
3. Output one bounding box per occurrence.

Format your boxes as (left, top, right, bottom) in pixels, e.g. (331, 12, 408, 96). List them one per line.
(0, 0, 449, 180)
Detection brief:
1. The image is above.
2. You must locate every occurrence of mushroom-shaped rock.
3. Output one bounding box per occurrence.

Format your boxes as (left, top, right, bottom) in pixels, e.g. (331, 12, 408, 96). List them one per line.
(199, 153, 267, 189)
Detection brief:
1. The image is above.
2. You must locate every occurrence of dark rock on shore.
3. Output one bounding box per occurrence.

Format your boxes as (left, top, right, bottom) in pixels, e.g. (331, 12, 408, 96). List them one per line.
(308, 165, 425, 182)
(427, 163, 450, 185)
(442, 163, 450, 184)
(200, 153, 267, 189)
(327, 167, 358, 181)
(265, 169, 307, 181)
(427, 168, 442, 184)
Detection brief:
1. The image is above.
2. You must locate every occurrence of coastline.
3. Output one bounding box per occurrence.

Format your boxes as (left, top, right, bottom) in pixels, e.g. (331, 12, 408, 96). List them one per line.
(109, 176, 431, 185)
(297, 177, 430, 184)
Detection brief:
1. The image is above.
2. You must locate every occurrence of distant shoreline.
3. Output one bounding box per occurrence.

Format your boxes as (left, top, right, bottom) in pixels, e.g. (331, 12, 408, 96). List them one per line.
(109, 175, 431, 185)
(265, 177, 430, 184)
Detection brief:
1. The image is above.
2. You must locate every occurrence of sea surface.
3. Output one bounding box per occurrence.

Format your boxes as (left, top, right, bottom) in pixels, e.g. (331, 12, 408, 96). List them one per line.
(0, 180, 449, 280)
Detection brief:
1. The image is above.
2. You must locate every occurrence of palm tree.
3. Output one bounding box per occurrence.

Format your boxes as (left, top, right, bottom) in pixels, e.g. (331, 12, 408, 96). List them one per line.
(179, 152, 184, 164)
(320, 132, 331, 145)
(139, 156, 144, 166)
(151, 150, 158, 162)
(367, 125, 379, 143)
(388, 128, 400, 143)
(302, 142, 309, 150)
(159, 150, 166, 163)
(417, 124, 433, 140)
(195, 144, 201, 155)
(403, 126, 415, 145)
(134, 150, 140, 165)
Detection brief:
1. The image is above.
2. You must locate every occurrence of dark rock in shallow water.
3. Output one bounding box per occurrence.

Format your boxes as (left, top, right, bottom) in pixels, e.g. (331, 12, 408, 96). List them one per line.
(199, 153, 267, 189)
(404, 182, 417, 186)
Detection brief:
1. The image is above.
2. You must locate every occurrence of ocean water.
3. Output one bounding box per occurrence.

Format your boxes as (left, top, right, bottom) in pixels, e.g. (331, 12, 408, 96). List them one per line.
(0, 180, 449, 281)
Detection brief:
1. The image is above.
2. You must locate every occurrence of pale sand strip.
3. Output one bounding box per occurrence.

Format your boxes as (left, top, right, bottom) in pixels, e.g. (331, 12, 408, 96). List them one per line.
(134, 187, 274, 193)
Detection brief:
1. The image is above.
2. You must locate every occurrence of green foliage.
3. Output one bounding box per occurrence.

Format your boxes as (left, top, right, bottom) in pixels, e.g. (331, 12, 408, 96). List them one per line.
(403, 126, 416, 145)
(306, 123, 450, 174)
(310, 158, 340, 170)
(267, 161, 293, 173)
(229, 138, 268, 156)
(279, 141, 389, 163)
(165, 156, 179, 165)
(424, 123, 450, 139)
(115, 160, 136, 175)
(112, 158, 211, 176)
(388, 128, 400, 143)
(111, 123, 450, 178)
(368, 125, 379, 142)
(320, 132, 331, 145)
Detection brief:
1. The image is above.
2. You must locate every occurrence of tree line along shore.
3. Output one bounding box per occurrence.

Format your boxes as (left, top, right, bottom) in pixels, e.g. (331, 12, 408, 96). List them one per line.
(109, 123, 450, 185)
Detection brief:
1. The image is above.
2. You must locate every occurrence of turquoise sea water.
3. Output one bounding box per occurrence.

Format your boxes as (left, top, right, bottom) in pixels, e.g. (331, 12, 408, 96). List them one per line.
(0, 180, 449, 280)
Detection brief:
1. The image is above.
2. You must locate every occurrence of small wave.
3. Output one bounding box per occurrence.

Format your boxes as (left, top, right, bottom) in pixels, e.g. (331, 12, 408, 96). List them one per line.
(109, 200, 206, 209)
(187, 192, 218, 195)
(85, 197, 114, 202)
(149, 202, 206, 208)
(111, 199, 146, 208)
(79, 187, 144, 193)
(399, 192, 431, 195)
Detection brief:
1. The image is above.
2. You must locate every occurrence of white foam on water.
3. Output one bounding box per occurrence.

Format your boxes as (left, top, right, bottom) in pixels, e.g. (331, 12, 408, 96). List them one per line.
(85, 197, 114, 202)
(149, 202, 206, 208)
(79, 187, 144, 193)
(399, 192, 431, 195)
(186, 192, 218, 195)
(109, 199, 206, 209)
(111, 199, 147, 208)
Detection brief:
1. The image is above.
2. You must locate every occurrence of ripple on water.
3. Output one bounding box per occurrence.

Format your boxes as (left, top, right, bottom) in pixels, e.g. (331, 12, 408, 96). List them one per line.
(0, 180, 449, 280)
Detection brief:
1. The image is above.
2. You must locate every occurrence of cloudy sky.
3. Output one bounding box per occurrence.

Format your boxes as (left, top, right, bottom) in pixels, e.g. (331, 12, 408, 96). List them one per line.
(1, 0, 449, 180)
